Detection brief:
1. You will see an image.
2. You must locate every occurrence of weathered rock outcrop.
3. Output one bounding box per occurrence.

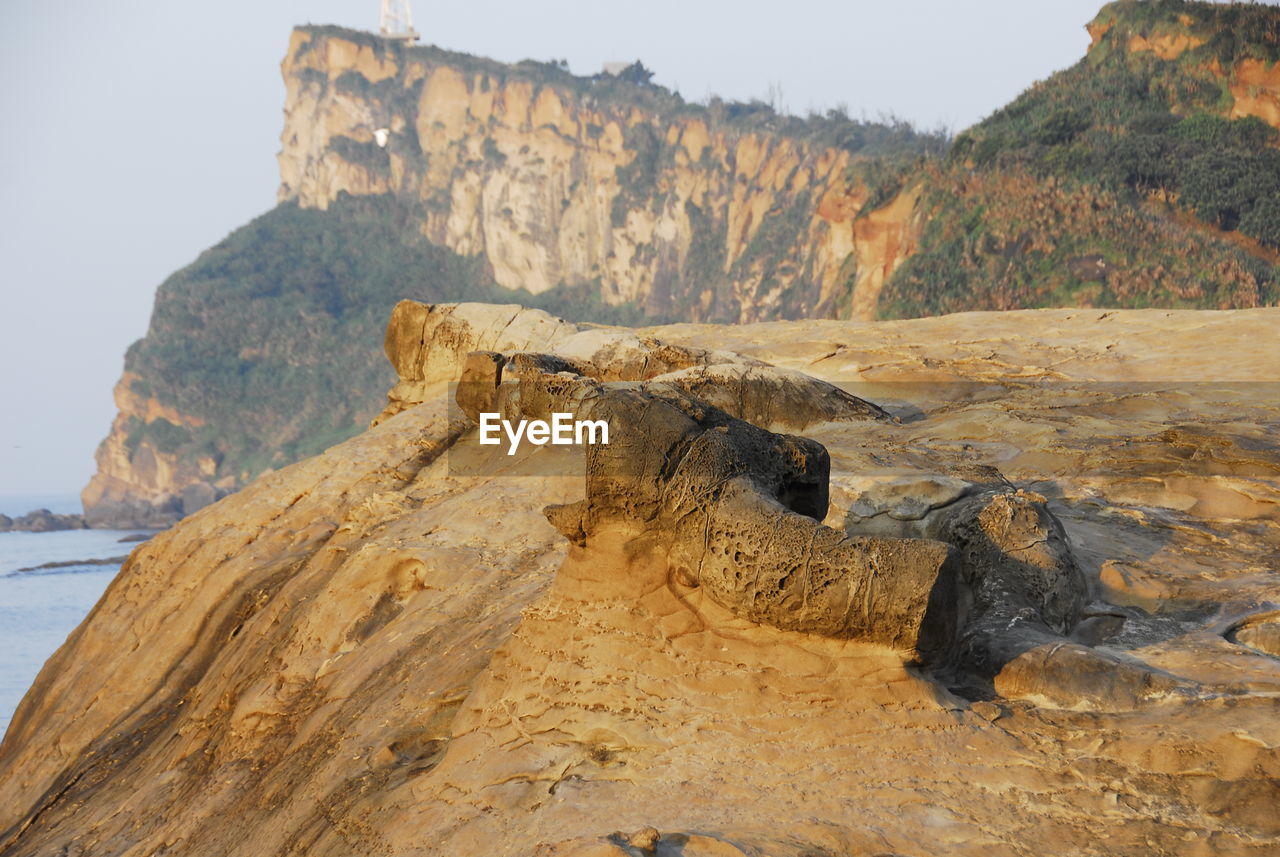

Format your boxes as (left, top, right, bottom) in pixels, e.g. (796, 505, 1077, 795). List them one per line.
(6, 303, 1280, 856)
(380, 299, 889, 428)
(459, 343, 1194, 710)
(81, 371, 232, 528)
(451, 340, 953, 653)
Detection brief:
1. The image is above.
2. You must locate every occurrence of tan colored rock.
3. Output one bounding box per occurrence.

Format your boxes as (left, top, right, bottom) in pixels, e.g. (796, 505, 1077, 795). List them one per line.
(625, 827, 659, 852)
(275, 29, 919, 324)
(1230, 612, 1280, 658)
(1125, 31, 1205, 61)
(848, 182, 924, 320)
(378, 300, 581, 420)
(475, 362, 951, 654)
(386, 300, 888, 431)
(1229, 57, 1280, 131)
(5, 305, 1280, 856)
(81, 373, 216, 528)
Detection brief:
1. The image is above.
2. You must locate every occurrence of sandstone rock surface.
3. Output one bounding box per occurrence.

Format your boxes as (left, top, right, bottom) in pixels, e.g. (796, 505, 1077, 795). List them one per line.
(3, 304, 1280, 856)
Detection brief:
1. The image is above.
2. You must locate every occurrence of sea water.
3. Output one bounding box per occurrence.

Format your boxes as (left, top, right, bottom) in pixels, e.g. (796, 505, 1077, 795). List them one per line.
(0, 493, 150, 739)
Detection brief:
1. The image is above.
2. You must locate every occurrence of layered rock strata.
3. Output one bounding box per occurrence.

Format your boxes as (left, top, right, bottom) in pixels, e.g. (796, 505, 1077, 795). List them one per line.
(278, 29, 926, 324)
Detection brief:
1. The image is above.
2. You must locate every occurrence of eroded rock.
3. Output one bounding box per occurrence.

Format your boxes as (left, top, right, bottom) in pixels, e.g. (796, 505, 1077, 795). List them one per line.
(4, 305, 1279, 856)
(451, 344, 952, 656)
(836, 466, 1208, 706)
(379, 301, 582, 422)
(454, 350, 1104, 671)
(1229, 610, 1280, 658)
(453, 345, 1213, 709)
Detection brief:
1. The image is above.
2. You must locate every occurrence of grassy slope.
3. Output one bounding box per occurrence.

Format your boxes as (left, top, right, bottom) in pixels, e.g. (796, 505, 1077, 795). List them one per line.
(878, 0, 1280, 317)
(123, 195, 662, 485)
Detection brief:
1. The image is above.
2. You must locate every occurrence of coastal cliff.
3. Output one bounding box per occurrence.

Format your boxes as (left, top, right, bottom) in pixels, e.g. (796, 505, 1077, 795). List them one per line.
(82, 0, 1280, 528)
(1088, 1, 1280, 132)
(80, 28, 938, 528)
(276, 28, 932, 323)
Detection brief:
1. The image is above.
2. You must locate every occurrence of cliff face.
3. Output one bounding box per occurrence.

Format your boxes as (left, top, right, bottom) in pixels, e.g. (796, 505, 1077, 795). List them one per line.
(276, 12, 1280, 326)
(9, 303, 1280, 855)
(82, 374, 225, 528)
(276, 28, 925, 324)
(80, 197, 493, 529)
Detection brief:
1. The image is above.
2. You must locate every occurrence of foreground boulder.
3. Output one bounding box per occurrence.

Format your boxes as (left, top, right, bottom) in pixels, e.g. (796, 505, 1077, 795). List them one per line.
(456, 348, 956, 655)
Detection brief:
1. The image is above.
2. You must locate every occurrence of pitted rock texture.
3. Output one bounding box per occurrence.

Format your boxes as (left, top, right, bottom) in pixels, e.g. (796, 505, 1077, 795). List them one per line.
(457, 349, 1167, 691)
(457, 354, 953, 654)
(3, 306, 1280, 856)
(460, 347, 962, 660)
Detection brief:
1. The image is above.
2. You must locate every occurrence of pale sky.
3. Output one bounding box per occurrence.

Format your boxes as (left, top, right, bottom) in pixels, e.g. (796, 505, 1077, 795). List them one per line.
(0, 1, 1124, 501)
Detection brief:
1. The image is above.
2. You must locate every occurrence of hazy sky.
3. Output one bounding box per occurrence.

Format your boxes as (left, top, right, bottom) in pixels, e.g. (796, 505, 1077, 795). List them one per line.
(0, 0, 1121, 502)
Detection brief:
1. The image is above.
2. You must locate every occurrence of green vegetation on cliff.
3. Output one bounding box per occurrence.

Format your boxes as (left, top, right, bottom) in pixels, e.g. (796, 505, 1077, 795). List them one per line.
(878, 0, 1280, 317)
(125, 194, 654, 485)
(954, 1, 1280, 245)
(879, 164, 1273, 318)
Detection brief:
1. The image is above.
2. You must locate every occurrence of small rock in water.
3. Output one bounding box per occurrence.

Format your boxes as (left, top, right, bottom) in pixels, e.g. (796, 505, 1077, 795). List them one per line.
(0, 508, 87, 533)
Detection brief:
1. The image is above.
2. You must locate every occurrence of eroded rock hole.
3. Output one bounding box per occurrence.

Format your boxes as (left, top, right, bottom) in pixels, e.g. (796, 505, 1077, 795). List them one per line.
(777, 478, 825, 520)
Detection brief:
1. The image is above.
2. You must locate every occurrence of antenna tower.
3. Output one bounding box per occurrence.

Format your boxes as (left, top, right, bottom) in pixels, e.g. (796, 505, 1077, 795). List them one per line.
(379, 0, 420, 43)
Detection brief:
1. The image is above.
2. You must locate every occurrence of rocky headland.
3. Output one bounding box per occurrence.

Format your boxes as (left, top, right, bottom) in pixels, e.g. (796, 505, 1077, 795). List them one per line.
(81, 0, 1280, 530)
(3, 302, 1278, 855)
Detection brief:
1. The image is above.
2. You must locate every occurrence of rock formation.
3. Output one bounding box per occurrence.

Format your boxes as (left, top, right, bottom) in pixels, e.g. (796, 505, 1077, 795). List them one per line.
(81, 371, 246, 529)
(1089, 3, 1280, 133)
(5, 301, 1280, 855)
(278, 5, 1280, 327)
(455, 339, 1193, 710)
